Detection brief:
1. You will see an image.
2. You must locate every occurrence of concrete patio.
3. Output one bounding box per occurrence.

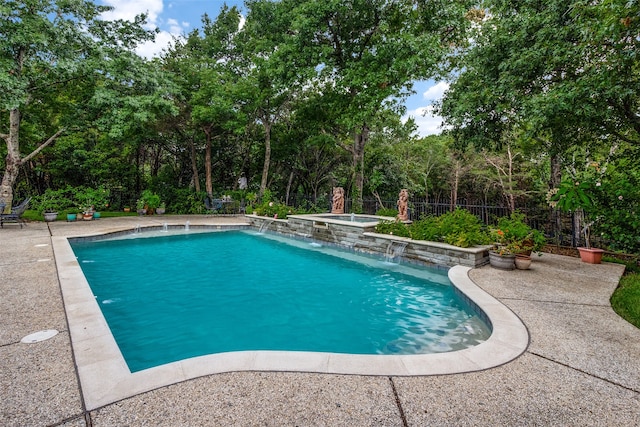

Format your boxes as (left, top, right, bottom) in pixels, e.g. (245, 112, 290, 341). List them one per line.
(1, 216, 639, 426)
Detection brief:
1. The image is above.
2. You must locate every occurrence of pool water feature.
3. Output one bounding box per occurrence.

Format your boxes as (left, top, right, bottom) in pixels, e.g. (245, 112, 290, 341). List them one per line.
(70, 230, 490, 373)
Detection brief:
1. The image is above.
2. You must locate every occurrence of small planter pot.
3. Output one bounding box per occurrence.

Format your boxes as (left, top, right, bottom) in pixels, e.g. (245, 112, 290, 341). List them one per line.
(137, 209, 147, 216)
(489, 251, 516, 270)
(515, 254, 532, 270)
(155, 208, 165, 215)
(578, 247, 604, 264)
(66, 213, 76, 222)
(43, 212, 58, 222)
(92, 211, 101, 219)
(83, 212, 94, 221)
(76, 213, 84, 221)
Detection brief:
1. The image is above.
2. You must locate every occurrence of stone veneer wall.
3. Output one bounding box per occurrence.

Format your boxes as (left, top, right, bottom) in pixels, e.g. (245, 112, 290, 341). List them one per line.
(247, 215, 490, 268)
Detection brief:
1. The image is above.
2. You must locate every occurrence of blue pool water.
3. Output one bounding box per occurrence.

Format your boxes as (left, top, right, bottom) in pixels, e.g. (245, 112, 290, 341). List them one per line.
(71, 230, 490, 372)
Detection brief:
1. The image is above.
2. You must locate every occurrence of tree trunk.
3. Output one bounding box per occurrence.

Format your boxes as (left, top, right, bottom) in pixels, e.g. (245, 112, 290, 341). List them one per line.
(204, 126, 213, 197)
(550, 154, 563, 242)
(260, 121, 272, 197)
(351, 124, 368, 213)
(285, 170, 294, 205)
(450, 160, 460, 211)
(0, 109, 22, 212)
(189, 138, 201, 193)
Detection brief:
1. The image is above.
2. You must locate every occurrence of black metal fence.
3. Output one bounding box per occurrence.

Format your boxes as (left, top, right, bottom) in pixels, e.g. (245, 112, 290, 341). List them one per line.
(289, 195, 606, 249)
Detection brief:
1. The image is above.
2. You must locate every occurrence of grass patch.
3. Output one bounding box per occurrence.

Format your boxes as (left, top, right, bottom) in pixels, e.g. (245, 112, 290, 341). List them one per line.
(611, 273, 640, 329)
(23, 210, 139, 221)
(606, 256, 640, 329)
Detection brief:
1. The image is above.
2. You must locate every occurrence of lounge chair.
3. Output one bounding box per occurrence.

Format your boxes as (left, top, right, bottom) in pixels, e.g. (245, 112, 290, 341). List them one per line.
(0, 197, 31, 228)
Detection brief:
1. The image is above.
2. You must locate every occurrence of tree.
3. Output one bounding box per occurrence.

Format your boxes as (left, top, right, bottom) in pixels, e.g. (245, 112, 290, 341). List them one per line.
(0, 0, 154, 209)
(164, 6, 244, 198)
(439, 0, 640, 185)
(283, 0, 475, 211)
(238, 0, 303, 197)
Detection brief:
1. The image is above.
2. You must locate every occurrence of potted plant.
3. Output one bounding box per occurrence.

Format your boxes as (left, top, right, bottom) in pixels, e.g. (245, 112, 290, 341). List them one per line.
(488, 228, 517, 270)
(35, 189, 71, 222)
(155, 202, 166, 215)
(489, 212, 546, 270)
(136, 198, 147, 215)
(74, 186, 109, 221)
(548, 180, 604, 264)
(140, 190, 160, 214)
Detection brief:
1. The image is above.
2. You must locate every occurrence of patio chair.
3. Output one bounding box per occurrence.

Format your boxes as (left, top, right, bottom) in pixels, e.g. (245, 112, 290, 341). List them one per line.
(204, 196, 223, 214)
(0, 197, 31, 228)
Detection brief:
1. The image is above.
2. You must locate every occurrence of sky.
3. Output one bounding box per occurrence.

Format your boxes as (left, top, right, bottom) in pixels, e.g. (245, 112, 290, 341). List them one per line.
(99, 0, 448, 137)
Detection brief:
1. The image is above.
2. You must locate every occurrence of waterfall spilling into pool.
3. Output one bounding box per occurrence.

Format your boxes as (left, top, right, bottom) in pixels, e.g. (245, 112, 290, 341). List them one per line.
(258, 219, 274, 233)
(385, 241, 408, 264)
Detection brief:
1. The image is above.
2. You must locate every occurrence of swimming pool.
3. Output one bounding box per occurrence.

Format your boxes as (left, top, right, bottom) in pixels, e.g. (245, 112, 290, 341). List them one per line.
(70, 230, 491, 372)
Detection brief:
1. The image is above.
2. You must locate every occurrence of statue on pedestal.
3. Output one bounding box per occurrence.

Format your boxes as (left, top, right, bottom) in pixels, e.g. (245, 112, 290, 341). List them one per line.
(397, 189, 409, 221)
(331, 187, 345, 214)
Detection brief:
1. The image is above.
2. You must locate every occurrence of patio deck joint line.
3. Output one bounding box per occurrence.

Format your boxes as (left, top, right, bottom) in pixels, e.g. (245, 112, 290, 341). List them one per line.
(499, 297, 613, 308)
(529, 351, 640, 394)
(389, 377, 408, 427)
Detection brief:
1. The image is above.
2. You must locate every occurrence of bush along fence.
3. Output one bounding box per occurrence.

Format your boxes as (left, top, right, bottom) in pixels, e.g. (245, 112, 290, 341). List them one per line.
(286, 195, 630, 253)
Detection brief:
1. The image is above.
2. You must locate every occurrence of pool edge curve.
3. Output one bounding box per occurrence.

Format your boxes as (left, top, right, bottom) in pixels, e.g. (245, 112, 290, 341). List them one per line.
(53, 233, 529, 411)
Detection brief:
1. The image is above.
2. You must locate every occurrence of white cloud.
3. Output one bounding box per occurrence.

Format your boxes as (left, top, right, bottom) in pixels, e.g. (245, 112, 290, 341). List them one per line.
(101, 0, 164, 28)
(422, 81, 449, 101)
(135, 30, 179, 59)
(401, 81, 451, 137)
(100, 1, 190, 59)
(403, 105, 449, 137)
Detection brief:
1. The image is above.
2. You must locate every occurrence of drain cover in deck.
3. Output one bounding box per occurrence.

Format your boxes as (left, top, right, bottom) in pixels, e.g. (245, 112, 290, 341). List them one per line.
(21, 329, 59, 343)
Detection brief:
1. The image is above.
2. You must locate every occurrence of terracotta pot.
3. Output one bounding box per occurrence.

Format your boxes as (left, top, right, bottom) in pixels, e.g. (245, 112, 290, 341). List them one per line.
(489, 251, 516, 270)
(578, 247, 604, 264)
(515, 254, 532, 270)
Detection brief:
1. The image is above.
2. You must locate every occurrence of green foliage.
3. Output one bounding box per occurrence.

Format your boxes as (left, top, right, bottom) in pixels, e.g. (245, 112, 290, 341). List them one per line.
(376, 209, 490, 248)
(140, 190, 161, 210)
(409, 215, 442, 242)
(375, 220, 411, 238)
(32, 188, 72, 213)
(611, 273, 640, 329)
(169, 190, 205, 214)
(375, 207, 398, 217)
(492, 212, 546, 254)
(73, 186, 110, 212)
(434, 209, 490, 248)
(548, 180, 595, 214)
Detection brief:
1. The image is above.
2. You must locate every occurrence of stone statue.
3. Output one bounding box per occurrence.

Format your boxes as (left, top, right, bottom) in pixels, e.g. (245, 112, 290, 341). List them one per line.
(331, 187, 345, 214)
(397, 189, 409, 221)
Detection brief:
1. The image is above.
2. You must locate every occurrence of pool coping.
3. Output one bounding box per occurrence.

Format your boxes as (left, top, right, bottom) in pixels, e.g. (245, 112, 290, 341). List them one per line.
(53, 228, 529, 411)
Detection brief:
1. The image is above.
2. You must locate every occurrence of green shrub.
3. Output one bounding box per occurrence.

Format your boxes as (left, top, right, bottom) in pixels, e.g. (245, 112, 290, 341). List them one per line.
(408, 210, 489, 248)
(140, 189, 161, 210)
(32, 188, 73, 213)
(409, 215, 441, 242)
(376, 207, 398, 217)
(375, 220, 411, 238)
(493, 211, 546, 253)
(436, 209, 490, 248)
